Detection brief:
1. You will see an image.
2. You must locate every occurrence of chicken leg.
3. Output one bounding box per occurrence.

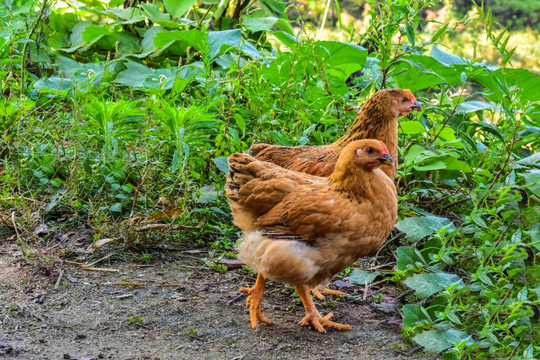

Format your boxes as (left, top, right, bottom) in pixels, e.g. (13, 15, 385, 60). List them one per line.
(239, 273, 273, 329)
(311, 288, 346, 301)
(296, 284, 352, 333)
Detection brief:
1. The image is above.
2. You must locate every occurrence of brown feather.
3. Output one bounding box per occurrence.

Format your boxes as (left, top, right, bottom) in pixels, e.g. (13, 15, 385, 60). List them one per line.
(249, 88, 420, 179)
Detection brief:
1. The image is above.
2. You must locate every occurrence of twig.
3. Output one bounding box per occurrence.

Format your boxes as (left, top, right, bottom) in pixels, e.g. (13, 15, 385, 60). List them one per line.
(362, 279, 370, 301)
(116, 294, 134, 300)
(363, 262, 395, 271)
(507, 342, 520, 360)
(54, 269, 64, 290)
(442, 197, 470, 210)
(1, 196, 41, 202)
(375, 232, 405, 260)
(488, 285, 513, 323)
(11, 212, 25, 258)
(148, 346, 163, 358)
(482, 229, 508, 265)
(81, 267, 119, 273)
(395, 288, 414, 300)
(411, 141, 442, 155)
(226, 293, 245, 305)
(101, 282, 185, 288)
(85, 253, 116, 268)
(66, 260, 86, 266)
(129, 166, 151, 218)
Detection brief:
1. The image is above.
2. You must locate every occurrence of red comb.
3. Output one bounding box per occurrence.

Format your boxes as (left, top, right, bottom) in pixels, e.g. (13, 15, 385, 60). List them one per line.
(379, 141, 389, 154)
(404, 89, 417, 101)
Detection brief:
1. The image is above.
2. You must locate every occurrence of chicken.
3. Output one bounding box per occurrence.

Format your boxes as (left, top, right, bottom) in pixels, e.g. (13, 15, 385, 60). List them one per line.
(249, 88, 421, 180)
(226, 139, 398, 333)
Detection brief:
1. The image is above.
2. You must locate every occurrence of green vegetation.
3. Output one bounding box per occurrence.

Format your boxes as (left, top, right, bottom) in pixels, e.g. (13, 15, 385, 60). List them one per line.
(1, 0, 538, 359)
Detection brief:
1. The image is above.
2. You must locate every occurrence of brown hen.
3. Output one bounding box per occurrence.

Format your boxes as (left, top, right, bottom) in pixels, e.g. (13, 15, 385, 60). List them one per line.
(226, 140, 398, 333)
(249, 88, 421, 180)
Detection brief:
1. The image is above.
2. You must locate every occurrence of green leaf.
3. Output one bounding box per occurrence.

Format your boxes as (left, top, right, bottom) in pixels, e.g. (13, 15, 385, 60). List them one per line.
(61, 21, 91, 52)
(402, 304, 432, 328)
(475, 268, 493, 286)
(234, 114, 246, 135)
(198, 185, 218, 204)
(109, 203, 123, 212)
(81, 24, 113, 46)
(208, 30, 261, 60)
(143, 68, 179, 89)
(396, 216, 454, 242)
(140, 3, 178, 28)
(114, 61, 153, 88)
(405, 23, 415, 47)
(349, 269, 380, 285)
(456, 100, 494, 114)
(212, 157, 229, 173)
(430, 46, 467, 66)
(272, 30, 299, 48)
(523, 344, 535, 359)
(400, 121, 425, 135)
(431, 23, 449, 43)
(521, 170, 540, 198)
(487, 68, 540, 103)
(404, 272, 463, 299)
(244, 16, 279, 32)
(33, 76, 72, 93)
(502, 46, 517, 64)
(413, 329, 471, 353)
(397, 246, 427, 271)
(134, 26, 166, 58)
(314, 41, 367, 81)
(106, 7, 146, 23)
(164, 0, 196, 18)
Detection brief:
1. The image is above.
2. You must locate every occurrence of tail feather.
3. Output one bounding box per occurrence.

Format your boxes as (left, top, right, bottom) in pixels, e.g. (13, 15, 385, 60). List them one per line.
(248, 143, 272, 157)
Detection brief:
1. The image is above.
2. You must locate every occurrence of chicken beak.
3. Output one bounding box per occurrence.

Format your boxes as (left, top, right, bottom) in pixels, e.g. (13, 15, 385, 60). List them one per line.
(378, 153, 394, 166)
(410, 103, 422, 111)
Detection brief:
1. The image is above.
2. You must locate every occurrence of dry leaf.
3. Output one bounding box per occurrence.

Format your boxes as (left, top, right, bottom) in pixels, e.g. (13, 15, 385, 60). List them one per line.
(92, 238, 116, 249)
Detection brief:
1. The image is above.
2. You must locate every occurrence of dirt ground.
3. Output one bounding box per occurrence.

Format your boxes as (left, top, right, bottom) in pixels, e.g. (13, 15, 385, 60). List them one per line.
(0, 239, 437, 360)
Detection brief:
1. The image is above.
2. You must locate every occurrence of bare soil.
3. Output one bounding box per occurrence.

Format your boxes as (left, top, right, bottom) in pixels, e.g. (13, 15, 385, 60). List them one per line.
(0, 239, 437, 360)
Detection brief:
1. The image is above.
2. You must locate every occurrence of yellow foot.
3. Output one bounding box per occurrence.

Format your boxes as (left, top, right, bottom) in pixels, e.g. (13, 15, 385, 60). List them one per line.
(311, 288, 346, 301)
(239, 274, 273, 329)
(299, 312, 352, 334)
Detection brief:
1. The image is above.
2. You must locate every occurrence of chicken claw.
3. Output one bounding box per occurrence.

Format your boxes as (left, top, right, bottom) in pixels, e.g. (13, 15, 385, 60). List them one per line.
(297, 284, 351, 333)
(299, 312, 352, 334)
(239, 273, 273, 329)
(311, 288, 346, 301)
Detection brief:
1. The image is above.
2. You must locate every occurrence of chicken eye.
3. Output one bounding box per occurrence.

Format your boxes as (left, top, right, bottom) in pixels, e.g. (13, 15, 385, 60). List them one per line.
(366, 147, 374, 154)
(401, 97, 407, 103)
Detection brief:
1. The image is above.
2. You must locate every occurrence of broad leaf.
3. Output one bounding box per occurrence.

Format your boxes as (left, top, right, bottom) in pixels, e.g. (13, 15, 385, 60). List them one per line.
(404, 272, 463, 299)
(212, 157, 229, 173)
(314, 41, 367, 81)
(396, 246, 427, 271)
(164, 0, 196, 18)
(349, 269, 380, 285)
(114, 61, 153, 88)
(413, 329, 471, 353)
(402, 304, 432, 328)
(456, 100, 494, 114)
(396, 216, 454, 242)
(244, 16, 279, 32)
(208, 30, 261, 60)
(33, 76, 72, 93)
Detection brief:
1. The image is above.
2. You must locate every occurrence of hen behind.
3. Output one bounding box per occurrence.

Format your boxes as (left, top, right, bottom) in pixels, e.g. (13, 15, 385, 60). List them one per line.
(249, 88, 421, 179)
